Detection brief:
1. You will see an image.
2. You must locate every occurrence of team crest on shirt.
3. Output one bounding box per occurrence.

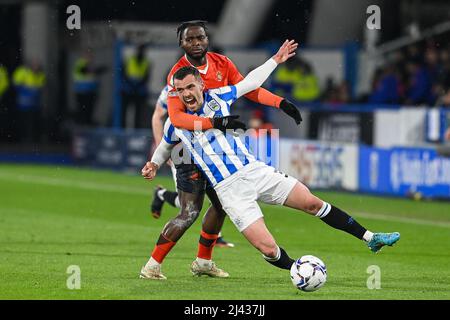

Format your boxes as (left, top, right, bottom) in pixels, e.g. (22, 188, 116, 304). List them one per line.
(216, 71, 223, 82)
(207, 99, 221, 112)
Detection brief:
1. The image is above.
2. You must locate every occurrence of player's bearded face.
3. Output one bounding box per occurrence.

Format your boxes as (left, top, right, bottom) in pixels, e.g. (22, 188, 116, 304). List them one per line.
(174, 75, 204, 112)
(180, 27, 208, 60)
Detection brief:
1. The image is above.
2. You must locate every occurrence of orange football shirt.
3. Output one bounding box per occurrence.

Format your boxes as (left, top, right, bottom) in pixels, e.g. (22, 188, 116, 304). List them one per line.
(166, 52, 282, 130)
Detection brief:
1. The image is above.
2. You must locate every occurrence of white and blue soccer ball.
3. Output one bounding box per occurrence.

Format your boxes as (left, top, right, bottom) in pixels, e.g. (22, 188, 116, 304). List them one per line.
(290, 255, 327, 292)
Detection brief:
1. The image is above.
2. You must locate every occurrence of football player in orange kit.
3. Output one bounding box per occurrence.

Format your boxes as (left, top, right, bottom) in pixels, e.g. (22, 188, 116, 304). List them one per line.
(142, 21, 301, 279)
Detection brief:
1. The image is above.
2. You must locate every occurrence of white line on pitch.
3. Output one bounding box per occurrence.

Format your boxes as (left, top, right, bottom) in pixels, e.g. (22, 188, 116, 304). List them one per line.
(2, 171, 450, 229)
(353, 212, 450, 229)
(0, 172, 151, 196)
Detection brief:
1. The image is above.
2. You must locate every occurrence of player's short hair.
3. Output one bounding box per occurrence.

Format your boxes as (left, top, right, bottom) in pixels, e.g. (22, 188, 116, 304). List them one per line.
(173, 66, 201, 83)
(176, 20, 208, 44)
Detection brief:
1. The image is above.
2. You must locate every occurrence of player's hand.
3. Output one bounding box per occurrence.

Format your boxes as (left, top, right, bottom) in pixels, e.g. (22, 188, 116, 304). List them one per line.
(212, 115, 247, 132)
(141, 161, 159, 180)
(272, 40, 298, 64)
(280, 99, 302, 125)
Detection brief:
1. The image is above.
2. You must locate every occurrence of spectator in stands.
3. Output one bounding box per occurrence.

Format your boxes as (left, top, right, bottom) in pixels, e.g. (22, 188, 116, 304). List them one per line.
(434, 87, 450, 108)
(12, 59, 46, 143)
(425, 46, 444, 105)
(73, 50, 105, 126)
(322, 78, 350, 105)
(249, 109, 274, 135)
(368, 64, 400, 104)
(121, 44, 150, 128)
(404, 58, 432, 105)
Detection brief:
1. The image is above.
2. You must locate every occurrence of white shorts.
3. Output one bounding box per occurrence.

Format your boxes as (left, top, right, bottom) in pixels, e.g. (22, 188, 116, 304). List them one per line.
(214, 161, 298, 232)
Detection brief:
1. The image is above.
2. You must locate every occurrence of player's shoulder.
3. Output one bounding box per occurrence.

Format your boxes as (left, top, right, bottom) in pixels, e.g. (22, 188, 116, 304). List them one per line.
(207, 52, 232, 67)
(209, 85, 235, 95)
(208, 85, 237, 102)
(167, 56, 190, 84)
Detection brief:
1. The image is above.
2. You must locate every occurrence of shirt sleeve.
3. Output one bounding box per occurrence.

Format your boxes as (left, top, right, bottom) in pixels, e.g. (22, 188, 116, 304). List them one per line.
(209, 85, 238, 107)
(162, 118, 180, 145)
(227, 58, 245, 84)
(157, 86, 168, 110)
(227, 57, 282, 108)
(234, 58, 278, 99)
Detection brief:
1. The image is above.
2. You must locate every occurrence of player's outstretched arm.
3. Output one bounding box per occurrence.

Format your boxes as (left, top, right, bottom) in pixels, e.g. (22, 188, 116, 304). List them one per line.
(167, 95, 246, 132)
(234, 40, 297, 99)
(167, 96, 214, 131)
(143, 139, 174, 180)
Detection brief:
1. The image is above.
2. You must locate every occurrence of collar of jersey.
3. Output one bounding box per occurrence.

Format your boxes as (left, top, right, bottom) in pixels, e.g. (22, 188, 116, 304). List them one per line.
(184, 54, 209, 75)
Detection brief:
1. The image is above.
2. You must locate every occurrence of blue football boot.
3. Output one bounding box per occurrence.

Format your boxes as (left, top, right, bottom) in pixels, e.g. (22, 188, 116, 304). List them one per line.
(367, 232, 400, 253)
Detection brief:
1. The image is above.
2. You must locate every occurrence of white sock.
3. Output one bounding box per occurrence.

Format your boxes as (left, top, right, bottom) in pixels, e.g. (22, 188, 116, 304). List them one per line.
(157, 189, 166, 201)
(145, 257, 160, 269)
(174, 196, 181, 208)
(363, 231, 374, 242)
(315, 202, 331, 218)
(262, 246, 281, 261)
(196, 257, 212, 268)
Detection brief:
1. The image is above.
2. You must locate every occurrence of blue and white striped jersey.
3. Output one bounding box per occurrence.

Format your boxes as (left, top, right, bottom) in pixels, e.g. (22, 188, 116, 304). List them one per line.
(157, 85, 169, 110)
(163, 85, 256, 187)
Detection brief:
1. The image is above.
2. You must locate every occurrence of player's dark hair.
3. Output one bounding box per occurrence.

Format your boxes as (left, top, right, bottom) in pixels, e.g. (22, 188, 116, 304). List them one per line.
(173, 66, 201, 82)
(176, 20, 208, 45)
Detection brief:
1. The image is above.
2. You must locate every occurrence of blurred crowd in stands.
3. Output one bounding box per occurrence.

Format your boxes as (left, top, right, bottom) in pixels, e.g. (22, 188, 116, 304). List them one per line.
(271, 38, 450, 108)
(1, 37, 450, 144)
(367, 39, 450, 107)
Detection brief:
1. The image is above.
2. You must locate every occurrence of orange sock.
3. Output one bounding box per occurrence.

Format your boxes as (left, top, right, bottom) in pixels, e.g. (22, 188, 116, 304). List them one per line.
(197, 231, 219, 260)
(151, 234, 176, 264)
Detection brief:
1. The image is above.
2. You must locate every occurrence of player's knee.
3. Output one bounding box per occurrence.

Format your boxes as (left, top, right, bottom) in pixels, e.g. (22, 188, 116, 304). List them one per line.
(303, 195, 323, 215)
(257, 241, 278, 258)
(180, 202, 201, 226)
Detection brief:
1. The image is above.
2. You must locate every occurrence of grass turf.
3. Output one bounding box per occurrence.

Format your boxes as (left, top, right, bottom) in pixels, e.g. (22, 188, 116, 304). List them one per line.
(0, 164, 449, 300)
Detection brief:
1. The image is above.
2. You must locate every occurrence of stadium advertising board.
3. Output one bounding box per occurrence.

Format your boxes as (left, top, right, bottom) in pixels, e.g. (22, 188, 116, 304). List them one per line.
(278, 139, 359, 191)
(359, 145, 450, 199)
(72, 129, 151, 172)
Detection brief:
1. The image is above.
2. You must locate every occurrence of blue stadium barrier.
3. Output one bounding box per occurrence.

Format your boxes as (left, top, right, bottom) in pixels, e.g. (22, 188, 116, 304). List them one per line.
(359, 145, 450, 199)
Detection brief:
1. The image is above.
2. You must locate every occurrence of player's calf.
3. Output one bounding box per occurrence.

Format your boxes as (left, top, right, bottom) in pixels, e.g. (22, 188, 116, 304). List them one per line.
(242, 218, 294, 270)
(284, 182, 400, 252)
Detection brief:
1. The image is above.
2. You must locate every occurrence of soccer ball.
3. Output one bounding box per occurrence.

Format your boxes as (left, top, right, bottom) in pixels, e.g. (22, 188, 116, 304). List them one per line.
(290, 255, 327, 292)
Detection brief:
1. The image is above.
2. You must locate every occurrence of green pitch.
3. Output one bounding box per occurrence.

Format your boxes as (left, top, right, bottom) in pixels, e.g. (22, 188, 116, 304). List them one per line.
(1, 164, 449, 300)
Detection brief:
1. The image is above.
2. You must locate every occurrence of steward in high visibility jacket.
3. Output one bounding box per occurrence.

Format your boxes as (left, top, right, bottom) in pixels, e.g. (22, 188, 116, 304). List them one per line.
(12, 63, 45, 110)
(122, 45, 150, 96)
(0, 65, 9, 100)
(121, 44, 150, 128)
(272, 59, 320, 103)
(73, 57, 99, 94)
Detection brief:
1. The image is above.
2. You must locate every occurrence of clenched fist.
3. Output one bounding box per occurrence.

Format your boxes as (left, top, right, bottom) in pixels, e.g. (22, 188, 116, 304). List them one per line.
(141, 161, 159, 180)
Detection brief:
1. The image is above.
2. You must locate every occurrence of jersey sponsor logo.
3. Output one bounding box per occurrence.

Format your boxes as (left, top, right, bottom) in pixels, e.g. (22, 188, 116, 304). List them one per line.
(207, 99, 221, 112)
